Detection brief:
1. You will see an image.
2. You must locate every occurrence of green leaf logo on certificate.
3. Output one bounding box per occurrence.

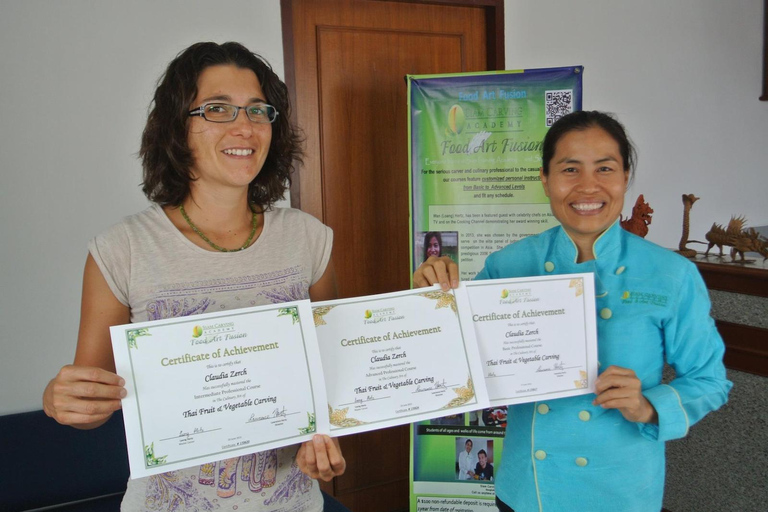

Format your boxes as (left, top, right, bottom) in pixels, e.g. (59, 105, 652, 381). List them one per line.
(313, 287, 489, 436)
(110, 300, 328, 479)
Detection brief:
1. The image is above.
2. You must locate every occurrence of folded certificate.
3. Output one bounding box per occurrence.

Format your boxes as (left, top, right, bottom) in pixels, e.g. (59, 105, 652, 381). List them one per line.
(312, 287, 489, 436)
(110, 300, 328, 478)
(464, 274, 598, 405)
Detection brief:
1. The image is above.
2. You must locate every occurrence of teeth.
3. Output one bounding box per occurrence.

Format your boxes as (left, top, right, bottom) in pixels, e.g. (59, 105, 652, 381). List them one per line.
(224, 149, 253, 156)
(572, 202, 603, 211)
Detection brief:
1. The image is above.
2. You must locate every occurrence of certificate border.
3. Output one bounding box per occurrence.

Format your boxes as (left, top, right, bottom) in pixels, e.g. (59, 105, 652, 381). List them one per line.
(465, 274, 594, 402)
(118, 302, 320, 470)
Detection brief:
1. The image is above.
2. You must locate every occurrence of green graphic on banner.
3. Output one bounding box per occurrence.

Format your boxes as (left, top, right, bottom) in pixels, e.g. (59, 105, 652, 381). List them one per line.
(407, 67, 583, 511)
(409, 67, 583, 281)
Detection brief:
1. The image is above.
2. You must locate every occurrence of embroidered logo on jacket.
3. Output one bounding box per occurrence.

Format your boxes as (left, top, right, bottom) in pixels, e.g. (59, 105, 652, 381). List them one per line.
(621, 290, 668, 307)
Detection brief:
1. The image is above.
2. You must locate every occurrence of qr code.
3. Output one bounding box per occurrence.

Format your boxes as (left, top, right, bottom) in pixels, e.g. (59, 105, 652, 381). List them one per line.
(545, 89, 573, 126)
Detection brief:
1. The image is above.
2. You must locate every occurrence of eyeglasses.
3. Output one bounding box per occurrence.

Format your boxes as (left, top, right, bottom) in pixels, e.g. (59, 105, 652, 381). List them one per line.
(188, 102, 279, 124)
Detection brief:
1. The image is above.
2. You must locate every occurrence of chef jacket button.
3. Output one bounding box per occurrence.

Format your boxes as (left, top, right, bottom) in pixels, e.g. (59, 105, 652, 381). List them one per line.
(537, 404, 550, 415)
(600, 308, 612, 320)
(615, 266, 626, 275)
(535, 450, 547, 460)
(544, 261, 555, 272)
(578, 410, 591, 422)
(575, 457, 588, 467)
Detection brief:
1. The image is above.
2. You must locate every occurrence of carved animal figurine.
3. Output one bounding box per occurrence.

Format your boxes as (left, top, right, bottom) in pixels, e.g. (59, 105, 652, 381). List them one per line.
(677, 194, 700, 258)
(620, 194, 653, 238)
(704, 216, 746, 257)
(730, 228, 768, 262)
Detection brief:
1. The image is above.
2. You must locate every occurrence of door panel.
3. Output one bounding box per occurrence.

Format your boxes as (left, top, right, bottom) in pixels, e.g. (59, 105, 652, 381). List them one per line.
(282, 1, 501, 509)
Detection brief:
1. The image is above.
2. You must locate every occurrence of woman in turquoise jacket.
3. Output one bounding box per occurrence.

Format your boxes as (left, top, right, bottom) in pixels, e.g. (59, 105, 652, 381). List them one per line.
(414, 111, 731, 512)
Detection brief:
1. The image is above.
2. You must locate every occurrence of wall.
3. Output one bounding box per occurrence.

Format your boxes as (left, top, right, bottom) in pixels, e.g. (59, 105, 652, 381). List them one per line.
(2, 0, 765, 415)
(505, 0, 767, 249)
(0, 0, 285, 414)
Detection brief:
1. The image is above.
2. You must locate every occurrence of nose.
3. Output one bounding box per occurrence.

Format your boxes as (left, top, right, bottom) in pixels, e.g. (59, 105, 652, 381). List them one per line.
(575, 170, 599, 192)
(229, 108, 254, 137)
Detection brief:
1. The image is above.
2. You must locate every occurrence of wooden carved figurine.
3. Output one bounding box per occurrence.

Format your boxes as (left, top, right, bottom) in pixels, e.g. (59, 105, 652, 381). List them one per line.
(705, 217, 768, 263)
(704, 216, 746, 257)
(620, 194, 653, 238)
(676, 194, 700, 258)
(731, 228, 768, 262)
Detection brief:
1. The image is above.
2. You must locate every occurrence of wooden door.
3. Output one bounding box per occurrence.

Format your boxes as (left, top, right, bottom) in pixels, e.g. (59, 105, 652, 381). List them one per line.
(282, 1, 503, 510)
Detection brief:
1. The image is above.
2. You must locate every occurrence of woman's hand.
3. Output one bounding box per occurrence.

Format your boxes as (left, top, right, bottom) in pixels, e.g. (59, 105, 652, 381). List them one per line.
(297, 435, 346, 481)
(413, 256, 459, 291)
(43, 365, 126, 429)
(593, 365, 658, 424)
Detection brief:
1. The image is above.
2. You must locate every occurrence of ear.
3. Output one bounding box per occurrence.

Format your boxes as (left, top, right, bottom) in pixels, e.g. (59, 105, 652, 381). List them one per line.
(539, 167, 550, 198)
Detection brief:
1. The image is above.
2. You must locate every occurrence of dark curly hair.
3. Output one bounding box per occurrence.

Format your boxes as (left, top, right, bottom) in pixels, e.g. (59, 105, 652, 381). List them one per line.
(140, 41, 302, 208)
(541, 110, 636, 183)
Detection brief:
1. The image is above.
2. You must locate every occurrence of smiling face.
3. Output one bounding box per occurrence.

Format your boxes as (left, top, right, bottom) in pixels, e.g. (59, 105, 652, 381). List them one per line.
(541, 126, 629, 259)
(187, 64, 272, 195)
(478, 452, 487, 468)
(426, 236, 441, 258)
(465, 440, 473, 453)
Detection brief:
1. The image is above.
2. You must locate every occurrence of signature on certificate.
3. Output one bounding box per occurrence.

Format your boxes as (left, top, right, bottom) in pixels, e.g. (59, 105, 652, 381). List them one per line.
(247, 407, 290, 423)
(413, 379, 448, 393)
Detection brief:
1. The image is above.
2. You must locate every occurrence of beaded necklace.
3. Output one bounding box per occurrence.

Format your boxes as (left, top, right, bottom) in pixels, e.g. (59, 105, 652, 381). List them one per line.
(179, 204, 258, 252)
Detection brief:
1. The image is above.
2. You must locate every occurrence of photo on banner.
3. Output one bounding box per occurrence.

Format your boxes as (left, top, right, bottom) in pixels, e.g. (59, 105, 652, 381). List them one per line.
(407, 67, 583, 511)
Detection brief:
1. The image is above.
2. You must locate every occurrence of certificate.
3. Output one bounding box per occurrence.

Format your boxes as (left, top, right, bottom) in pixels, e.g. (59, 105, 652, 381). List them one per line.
(464, 273, 598, 405)
(110, 300, 328, 478)
(312, 287, 489, 436)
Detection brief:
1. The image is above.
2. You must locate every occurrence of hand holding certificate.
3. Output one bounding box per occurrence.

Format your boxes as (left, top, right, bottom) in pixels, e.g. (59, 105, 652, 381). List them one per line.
(111, 274, 598, 477)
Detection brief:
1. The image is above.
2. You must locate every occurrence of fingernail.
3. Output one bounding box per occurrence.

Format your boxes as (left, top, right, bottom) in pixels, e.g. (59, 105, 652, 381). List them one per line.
(118, 378, 126, 386)
(120, 389, 127, 398)
(452, 279, 459, 289)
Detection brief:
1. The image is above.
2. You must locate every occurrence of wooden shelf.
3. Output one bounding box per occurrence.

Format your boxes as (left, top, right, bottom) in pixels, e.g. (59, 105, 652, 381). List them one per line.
(694, 259, 768, 298)
(691, 255, 768, 376)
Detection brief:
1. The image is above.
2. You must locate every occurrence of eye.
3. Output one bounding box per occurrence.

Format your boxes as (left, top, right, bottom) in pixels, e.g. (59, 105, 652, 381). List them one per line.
(206, 104, 230, 114)
(597, 166, 615, 173)
(561, 167, 578, 174)
(248, 105, 267, 116)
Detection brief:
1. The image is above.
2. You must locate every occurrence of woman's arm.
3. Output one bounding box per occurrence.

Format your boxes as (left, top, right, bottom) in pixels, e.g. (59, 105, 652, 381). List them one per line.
(42, 254, 129, 429)
(308, 256, 338, 302)
(636, 266, 732, 441)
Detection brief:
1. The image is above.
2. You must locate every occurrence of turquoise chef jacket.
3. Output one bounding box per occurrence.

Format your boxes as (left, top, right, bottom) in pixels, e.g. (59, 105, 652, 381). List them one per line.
(476, 221, 731, 512)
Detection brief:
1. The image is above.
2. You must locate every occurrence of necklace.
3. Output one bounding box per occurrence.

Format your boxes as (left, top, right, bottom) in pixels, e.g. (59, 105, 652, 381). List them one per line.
(179, 204, 258, 252)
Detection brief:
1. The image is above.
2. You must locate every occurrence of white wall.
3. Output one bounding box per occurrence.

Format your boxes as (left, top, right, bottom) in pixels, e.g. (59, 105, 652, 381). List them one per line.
(0, 0, 285, 414)
(505, 0, 768, 248)
(2, 0, 766, 414)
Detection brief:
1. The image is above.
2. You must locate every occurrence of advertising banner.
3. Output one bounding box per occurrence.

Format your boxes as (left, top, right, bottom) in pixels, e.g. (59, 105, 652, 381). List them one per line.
(407, 67, 583, 511)
(409, 67, 583, 280)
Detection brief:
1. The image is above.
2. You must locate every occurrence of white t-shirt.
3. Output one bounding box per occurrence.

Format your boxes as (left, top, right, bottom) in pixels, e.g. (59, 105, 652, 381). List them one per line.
(90, 204, 332, 512)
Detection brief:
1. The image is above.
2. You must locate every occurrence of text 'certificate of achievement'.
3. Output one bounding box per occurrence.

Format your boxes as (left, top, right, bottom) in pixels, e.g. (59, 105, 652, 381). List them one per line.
(313, 287, 489, 436)
(464, 273, 598, 406)
(110, 300, 328, 479)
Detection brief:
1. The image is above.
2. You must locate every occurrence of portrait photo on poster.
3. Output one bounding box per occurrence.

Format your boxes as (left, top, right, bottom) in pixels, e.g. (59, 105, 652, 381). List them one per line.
(416, 231, 459, 265)
(456, 437, 495, 482)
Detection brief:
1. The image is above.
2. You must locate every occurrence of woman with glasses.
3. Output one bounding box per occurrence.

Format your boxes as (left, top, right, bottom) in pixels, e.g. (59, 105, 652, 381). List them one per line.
(43, 42, 347, 512)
